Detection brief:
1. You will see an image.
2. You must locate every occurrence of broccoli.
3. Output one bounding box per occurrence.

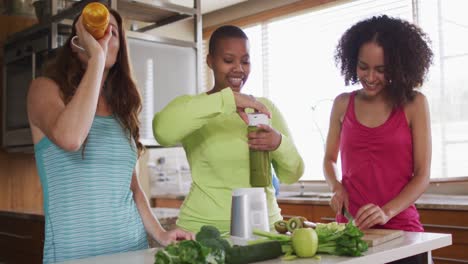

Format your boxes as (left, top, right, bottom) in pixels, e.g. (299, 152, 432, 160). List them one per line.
(154, 226, 227, 264)
(200, 237, 231, 252)
(196, 225, 221, 241)
(155, 244, 180, 264)
(196, 225, 231, 260)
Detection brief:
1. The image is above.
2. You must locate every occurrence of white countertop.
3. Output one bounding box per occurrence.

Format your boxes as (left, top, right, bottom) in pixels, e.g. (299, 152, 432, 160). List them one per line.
(58, 231, 451, 264)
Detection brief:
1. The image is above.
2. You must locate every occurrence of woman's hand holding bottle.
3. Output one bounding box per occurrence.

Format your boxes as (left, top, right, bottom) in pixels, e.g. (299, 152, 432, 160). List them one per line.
(233, 92, 271, 124)
(73, 15, 112, 61)
(248, 124, 281, 151)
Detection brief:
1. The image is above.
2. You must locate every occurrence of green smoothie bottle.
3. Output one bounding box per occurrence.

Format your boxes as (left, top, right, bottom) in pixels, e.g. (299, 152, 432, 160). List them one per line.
(248, 113, 271, 187)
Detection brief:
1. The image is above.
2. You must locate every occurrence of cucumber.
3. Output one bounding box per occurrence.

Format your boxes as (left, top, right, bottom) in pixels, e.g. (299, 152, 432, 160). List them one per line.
(226, 241, 283, 264)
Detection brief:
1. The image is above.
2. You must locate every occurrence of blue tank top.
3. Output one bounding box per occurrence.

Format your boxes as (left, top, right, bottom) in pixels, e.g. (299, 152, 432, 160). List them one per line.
(34, 116, 148, 263)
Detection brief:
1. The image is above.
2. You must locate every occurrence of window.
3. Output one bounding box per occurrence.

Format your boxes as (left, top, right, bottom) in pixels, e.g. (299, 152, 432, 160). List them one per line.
(417, 0, 468, 179)
(203, 0, 468, 181)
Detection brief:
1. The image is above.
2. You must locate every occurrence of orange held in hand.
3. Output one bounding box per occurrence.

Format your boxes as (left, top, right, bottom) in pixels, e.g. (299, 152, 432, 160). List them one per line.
(82, 2, 110, 39)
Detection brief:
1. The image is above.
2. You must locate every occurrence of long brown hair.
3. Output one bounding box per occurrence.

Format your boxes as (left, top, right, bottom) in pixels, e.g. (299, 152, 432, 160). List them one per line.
(43, 7, 144, 157)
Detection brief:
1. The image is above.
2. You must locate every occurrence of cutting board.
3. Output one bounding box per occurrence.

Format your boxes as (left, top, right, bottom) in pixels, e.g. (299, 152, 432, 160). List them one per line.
(362, 229, 404, 247)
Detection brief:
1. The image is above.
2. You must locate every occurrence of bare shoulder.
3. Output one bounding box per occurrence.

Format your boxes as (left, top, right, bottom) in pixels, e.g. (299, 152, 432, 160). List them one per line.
(332, 92, 352, 119)
(334, 92, 351, 106)
(406, 91, 429, 112)
(27, 77, 64, 120)
(29, 77, 60, 93)
(28, 77, 62, 99)
(405, 91, 430, 124)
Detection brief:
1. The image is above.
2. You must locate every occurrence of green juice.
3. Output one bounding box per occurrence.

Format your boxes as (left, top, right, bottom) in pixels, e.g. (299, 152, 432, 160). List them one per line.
(248, 124, 271, 187)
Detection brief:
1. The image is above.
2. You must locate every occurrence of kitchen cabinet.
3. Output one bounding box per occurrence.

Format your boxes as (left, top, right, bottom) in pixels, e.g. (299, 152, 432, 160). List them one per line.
(0, 211, 44, 264)
(278, 203, 335, 223)
(151, 196, 184, 208)
(419, 209, 468, 264)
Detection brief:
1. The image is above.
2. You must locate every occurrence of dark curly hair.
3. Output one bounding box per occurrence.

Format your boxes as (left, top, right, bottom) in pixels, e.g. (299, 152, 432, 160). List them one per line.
(335, 15, 433, 106)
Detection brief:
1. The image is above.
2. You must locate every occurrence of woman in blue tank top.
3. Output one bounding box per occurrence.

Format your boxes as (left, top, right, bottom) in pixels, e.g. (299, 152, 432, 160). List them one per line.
(27, 6, 193, 264)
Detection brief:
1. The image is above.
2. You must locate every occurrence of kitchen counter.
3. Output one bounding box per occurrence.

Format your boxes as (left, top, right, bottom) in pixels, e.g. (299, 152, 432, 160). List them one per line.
(276, 192, 468, 211)
(58, 231, 452, 264)
(152, 192, 468, 211)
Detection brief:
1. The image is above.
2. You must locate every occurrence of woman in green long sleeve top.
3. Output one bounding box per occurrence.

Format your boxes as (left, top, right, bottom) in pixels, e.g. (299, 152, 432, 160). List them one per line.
(153, 25, 304, 233)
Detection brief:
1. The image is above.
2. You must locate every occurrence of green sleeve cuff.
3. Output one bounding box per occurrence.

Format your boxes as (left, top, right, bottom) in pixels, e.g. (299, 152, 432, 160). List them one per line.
(220, 88, 236, 114)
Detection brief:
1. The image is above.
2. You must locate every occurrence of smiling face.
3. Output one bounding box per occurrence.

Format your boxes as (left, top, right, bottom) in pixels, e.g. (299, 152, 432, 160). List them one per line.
(356, 41, 387, 98)
(207, 37, 250, 93)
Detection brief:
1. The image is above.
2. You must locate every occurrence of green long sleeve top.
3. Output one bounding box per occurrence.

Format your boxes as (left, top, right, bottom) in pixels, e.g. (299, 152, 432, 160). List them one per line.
(153, 88, 304, 233)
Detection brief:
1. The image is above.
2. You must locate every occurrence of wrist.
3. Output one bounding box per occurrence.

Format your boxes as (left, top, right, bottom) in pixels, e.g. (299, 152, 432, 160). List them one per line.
(382, 205, 395, 219)
(330, 181, 342, 193)
(89, 55, 106, 68)
(152, 228, 166, 242)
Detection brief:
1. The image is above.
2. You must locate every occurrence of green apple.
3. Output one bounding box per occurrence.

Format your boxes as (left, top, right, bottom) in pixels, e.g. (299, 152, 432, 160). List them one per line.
(291, 228, 318, 258)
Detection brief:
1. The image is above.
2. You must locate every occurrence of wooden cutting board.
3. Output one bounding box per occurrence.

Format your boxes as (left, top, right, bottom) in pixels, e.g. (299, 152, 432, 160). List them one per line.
(362, 229, 404, 247)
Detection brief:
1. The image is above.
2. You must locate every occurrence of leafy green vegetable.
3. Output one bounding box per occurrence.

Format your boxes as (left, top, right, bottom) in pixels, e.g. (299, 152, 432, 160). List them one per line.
(315, 222, 368, 256)
(155, 249, 178, 264)
(155, 226, 226, 264)
(155, 225, 286, 264)
(253, 221, 368, 258)
(315, 222, 346, 241)
(196, 225, 221, 241)
(154, 240, 218, 264)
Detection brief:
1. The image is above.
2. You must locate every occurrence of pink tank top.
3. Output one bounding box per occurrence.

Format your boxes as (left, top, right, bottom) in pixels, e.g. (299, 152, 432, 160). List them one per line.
(337, 91, 423, 232)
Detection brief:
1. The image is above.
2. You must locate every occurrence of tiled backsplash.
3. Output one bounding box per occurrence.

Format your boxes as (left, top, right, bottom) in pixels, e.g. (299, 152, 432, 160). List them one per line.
(146, 147, 192, 196)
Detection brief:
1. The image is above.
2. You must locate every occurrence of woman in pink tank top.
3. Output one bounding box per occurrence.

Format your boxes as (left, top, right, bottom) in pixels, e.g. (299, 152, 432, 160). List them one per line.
(323, 16, 433, 234)
(324, 16, 433, 263)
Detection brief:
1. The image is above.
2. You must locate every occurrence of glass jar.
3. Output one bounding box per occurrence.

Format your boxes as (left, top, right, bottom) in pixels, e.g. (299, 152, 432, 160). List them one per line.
(81, 2, 109, 39)
(248, 113, 271, 187)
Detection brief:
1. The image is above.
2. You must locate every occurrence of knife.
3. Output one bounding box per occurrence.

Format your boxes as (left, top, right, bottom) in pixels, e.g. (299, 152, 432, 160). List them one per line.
(342, 207, 355, 224)
(303, 220, 317, 228)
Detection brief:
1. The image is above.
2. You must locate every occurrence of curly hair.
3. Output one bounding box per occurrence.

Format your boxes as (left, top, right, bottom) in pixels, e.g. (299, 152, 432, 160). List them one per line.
(43, 8, 144, 157)
(335, 15, 433, 106)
